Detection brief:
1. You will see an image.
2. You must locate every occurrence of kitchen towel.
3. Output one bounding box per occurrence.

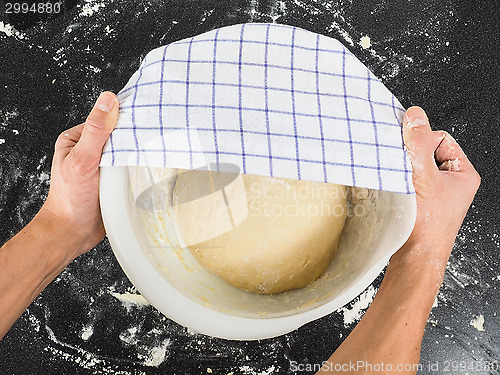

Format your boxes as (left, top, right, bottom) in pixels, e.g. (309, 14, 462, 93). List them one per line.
(100, 23, 414, 194)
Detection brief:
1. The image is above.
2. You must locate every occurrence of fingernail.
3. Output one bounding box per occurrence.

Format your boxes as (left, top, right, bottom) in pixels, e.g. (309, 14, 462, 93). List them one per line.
(404, 114, 427, 129)
(95, 92, 116, 113)
(404, 107, 429, 128)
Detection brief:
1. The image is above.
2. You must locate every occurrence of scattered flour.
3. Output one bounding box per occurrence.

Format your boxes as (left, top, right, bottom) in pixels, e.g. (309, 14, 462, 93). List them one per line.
(328, 21, 354, 46)
(428, 318, 438, 327)
(44, 324, 144, 374)
(39, 171, 50, 183)
(109, 291, 149, 312)
(0, 109, 19, 128)
(88, 65, 102, 73)
(240, 365, 275, 375)
(81, 324, 94, 341)
(338, 286, 377, 325)
(432, 295, 439, 308)
(139, 339, 171, 367)
(0, 153, 50, 227)
(469, 315, 485, 332)
(359, 36, 371, 49)
(291, 1, 417, 82)
(80, 0, 107, 17)
(119, 326, 140, 346)
(0, 21, 25, 39)
(26, 309, 41, 332)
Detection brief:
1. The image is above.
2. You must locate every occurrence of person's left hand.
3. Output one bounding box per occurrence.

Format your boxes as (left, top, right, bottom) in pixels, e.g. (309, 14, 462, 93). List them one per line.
(41, 91, 119, 259)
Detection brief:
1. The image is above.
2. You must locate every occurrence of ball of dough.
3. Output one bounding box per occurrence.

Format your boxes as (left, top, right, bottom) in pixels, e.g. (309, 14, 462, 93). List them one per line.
(172, 170, 347, 294)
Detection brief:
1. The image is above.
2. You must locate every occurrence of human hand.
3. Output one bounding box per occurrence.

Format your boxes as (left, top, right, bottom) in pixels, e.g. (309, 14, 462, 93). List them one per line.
(402, 106, 480, 251)
(41, 91, 119, 260)
(323, 107, 480, 373)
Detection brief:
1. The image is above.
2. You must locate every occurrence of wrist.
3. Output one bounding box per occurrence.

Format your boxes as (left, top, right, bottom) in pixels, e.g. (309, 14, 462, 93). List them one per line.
(390, 233, 452, 286)
(36, 206, 85, 265)
(399, 215, 461, 259)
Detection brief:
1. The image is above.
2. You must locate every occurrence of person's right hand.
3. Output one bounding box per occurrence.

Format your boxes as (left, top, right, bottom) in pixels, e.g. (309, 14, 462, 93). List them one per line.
(41, 91, 119, 262)
(402, 106, 480, 253)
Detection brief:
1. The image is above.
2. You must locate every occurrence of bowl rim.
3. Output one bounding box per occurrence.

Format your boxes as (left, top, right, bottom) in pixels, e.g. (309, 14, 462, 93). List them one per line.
(99, 166, 416, 340)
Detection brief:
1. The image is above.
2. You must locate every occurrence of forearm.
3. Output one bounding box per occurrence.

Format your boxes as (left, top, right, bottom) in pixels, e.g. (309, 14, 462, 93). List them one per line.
(319, 234, 455, 374)
(0, 209, 77, 339)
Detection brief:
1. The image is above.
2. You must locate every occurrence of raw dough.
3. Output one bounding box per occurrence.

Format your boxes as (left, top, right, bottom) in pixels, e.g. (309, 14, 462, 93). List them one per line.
(173, 170, 347, 294)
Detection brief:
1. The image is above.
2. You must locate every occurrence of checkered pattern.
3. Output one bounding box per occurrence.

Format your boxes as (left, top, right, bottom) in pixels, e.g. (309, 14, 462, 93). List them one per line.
(100, 23, 414, 194)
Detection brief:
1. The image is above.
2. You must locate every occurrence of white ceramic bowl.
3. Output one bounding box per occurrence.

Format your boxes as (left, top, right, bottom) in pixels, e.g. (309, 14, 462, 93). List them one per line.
(100, 166, 416, 340)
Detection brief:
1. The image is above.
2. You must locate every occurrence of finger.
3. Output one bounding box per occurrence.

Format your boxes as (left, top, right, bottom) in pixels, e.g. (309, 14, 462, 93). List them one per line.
(72, 91, 119, 169)
(438, 159, 460, 171)
(402, 106, 439, 178)
(434, 131, 476, 173)
(54, 124, 84, 153)
(429, 130, 447, 155)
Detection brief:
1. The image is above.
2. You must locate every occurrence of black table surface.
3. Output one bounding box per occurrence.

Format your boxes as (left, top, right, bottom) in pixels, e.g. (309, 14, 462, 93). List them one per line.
(1, 1, 499, 374)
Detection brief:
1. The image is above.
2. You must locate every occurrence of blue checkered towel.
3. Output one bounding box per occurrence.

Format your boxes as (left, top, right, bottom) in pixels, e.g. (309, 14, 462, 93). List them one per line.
(100, 23, 414, 194)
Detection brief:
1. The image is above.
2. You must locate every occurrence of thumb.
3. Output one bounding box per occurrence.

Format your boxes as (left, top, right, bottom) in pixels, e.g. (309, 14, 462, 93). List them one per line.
(402, 106, 440, 179)
(72, 91, 119, 168)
